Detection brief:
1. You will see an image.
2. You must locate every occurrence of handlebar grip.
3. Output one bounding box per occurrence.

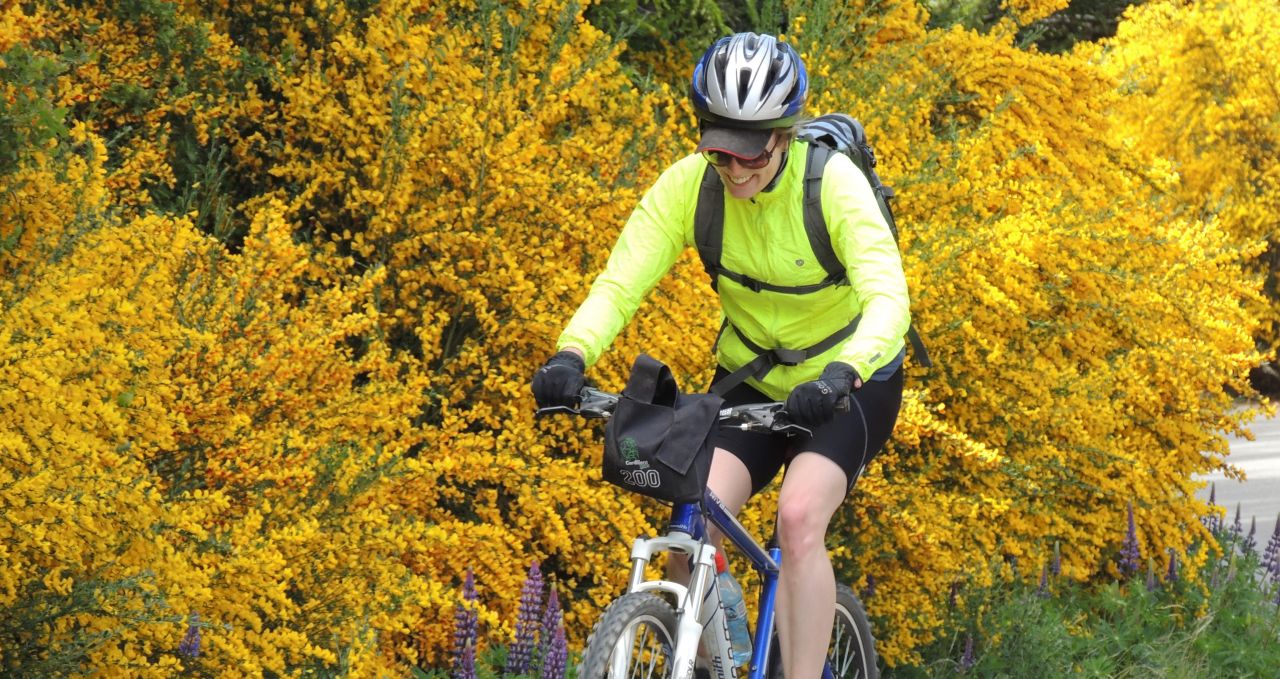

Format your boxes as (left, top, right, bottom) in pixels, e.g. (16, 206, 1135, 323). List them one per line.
(835, 395, 852, 413)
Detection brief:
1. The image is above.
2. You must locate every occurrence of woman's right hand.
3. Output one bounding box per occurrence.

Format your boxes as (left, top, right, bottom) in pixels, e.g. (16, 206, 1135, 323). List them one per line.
(531, 350, 586, 408)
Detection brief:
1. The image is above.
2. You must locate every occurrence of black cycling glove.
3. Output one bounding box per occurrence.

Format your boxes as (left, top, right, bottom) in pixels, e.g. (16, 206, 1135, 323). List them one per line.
(785, 362, 860, 429)
(531, 350, 586, 408)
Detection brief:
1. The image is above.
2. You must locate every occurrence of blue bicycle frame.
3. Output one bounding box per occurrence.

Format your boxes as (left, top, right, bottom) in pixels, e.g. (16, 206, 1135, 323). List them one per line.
(660, 489, 837, 679)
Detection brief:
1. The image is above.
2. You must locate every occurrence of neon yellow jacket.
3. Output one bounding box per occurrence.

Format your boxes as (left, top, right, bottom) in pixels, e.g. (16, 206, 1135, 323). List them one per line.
(558, 138, 911, 401)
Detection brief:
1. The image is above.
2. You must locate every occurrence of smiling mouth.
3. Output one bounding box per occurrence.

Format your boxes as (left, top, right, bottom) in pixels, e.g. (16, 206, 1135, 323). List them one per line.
(728, 175, 751, 185)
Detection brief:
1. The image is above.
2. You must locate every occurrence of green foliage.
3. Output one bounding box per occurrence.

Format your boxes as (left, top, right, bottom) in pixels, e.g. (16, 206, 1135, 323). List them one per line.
(1021, 0, 1146, 52)
(0, 45, 68, 171)
(586, 0, 790, 57)
(922, 0, 1000, 30)
(885, 529, 1280, 677)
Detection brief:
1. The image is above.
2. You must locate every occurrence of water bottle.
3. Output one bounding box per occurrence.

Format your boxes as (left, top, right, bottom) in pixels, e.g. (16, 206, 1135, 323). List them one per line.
(715, 551, 752, 668)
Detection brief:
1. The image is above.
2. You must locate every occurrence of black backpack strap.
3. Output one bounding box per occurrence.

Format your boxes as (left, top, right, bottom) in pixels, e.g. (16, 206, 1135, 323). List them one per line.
(695, 159, 842, 294)
(908, 327, 931, 368)
(710, 317, 861, 396)
(694, 164, 726, 291)
(801, 129, 933, 369)
(801, 144, 849, 284)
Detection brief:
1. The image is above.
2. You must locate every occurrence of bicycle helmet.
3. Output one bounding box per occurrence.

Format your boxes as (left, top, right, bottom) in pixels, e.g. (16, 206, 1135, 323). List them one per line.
(690, 32, 808, 129)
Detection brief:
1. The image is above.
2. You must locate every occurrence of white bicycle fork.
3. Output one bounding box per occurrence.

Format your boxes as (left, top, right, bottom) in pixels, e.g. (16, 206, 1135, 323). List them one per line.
(614, 531, 739, 679)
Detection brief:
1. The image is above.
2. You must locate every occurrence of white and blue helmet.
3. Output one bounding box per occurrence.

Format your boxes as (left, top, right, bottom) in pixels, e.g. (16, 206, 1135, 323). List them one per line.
(690, 32, 808, 129)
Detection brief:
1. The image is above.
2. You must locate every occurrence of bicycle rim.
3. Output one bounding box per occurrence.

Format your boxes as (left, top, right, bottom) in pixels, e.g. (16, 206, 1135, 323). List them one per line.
(579, 592, 678, 679)
(766, 584, 879, 679)
(829, 584, 878, 679)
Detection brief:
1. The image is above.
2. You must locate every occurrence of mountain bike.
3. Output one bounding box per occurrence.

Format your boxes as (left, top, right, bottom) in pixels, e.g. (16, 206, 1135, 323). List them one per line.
(539, 386, 879, 679)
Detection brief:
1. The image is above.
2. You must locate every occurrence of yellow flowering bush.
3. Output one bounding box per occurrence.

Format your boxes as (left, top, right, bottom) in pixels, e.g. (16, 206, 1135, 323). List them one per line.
(0, 126, 448, 673)
(1095, 0, 1280, 351)
(1, 0, 1273, 672)
(775, 0, 1265, 660)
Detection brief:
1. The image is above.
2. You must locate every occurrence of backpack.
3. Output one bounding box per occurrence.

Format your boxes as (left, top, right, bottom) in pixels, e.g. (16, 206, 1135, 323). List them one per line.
(694, 114, 931, 395)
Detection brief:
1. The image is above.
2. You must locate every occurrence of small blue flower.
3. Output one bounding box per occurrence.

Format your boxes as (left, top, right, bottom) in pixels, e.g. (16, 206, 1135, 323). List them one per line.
(541, 622, 568, 679)
(959, 633, 975, 672)
(1203, 484, 1222, 534)
(505, 561, 544, 676)
(452, 570, 479, 679)
(1261, 517, 1280, 579)
(1119, 502, 1141, 578)
(179, 613, 201, 659)
(1242, 517, 1257, 556)
(539, 587, 563, 670)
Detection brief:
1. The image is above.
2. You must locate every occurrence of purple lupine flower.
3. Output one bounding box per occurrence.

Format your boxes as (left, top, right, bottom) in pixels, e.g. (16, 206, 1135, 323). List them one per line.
(1261, 517, 1280, 579)
(541, 623, 568, 679)
(862, 575, 876, 600)
(1203, 484, 1221, 534)
(1037, 565, 1049, 599)
(505, 561, 545, 676)
(452, 570, 479, 679)
(1165, 550, 1179, 585)
(538, 588, 563, 671)
(1242, 517, 1257, 555)
(1231, 504, 1243, 538)
(959, 633, 976, 672)
(1051, 544, 1062, 578)
(179, 612, 201, 659)
(1119, 502, 1142, 578)
(1145, 558, 1158, 592)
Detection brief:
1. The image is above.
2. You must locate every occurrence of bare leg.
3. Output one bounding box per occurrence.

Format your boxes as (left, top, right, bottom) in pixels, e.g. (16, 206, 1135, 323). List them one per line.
(666, 447, 754, 582)
(775, 452, 848, 679)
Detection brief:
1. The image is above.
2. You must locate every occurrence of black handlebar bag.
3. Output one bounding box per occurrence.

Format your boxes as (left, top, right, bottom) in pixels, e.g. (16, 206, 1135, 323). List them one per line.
(602, 354, 725, 503)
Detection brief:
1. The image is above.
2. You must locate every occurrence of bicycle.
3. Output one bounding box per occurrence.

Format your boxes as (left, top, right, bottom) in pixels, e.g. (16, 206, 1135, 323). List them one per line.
(539, 386, 879, 679)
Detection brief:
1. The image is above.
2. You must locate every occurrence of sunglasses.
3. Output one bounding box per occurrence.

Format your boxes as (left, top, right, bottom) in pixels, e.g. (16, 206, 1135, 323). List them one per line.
(702, 141, 776, 170)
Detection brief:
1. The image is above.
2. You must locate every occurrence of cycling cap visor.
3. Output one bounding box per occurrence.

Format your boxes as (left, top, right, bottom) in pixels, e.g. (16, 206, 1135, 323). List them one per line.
(696, 125, 773, 159)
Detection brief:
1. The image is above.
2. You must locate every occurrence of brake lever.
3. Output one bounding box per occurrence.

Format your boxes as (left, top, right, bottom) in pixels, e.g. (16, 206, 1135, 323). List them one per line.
(535, 404, 581, 418)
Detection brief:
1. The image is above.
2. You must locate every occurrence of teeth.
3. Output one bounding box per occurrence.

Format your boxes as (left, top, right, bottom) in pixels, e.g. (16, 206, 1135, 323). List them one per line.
(729, 176, 750, 185)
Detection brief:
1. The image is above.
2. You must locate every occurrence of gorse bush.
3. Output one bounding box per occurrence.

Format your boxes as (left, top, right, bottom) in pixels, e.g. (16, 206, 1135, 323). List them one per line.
(1, 0, 1276, 673)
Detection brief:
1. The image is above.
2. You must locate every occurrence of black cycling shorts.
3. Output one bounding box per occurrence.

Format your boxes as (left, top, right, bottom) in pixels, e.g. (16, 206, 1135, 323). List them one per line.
(709, 366, 904, 496)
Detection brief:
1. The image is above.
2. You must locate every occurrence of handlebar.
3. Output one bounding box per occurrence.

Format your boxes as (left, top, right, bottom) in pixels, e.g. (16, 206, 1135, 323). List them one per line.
(536, 387, 818, 435)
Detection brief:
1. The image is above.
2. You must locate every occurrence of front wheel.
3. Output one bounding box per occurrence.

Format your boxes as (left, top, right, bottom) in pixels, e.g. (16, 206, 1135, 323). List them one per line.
(578, 592, 679, 679)
(768, 584, 879, 679)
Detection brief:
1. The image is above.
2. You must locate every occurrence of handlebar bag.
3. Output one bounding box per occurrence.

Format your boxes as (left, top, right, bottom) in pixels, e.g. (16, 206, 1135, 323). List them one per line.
(603, 354, 725, 503)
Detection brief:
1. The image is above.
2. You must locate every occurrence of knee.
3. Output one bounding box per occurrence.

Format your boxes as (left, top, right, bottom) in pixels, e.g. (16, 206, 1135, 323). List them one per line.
(776, 497, 828, 558)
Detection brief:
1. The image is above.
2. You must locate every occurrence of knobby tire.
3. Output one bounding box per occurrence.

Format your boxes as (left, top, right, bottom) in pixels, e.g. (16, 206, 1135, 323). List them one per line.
(578, 592, 679, 679)
(768, 584, 879, 679)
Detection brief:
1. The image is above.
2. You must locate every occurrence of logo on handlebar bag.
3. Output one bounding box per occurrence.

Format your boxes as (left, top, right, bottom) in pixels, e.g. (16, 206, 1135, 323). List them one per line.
(621, 437, 641, 464)
(618, 436, 662, 489)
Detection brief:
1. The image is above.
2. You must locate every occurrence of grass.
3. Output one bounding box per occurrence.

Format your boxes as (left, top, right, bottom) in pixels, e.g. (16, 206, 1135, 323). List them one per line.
(884, 524, 1280, 678)
(440, 523, 1280, 679)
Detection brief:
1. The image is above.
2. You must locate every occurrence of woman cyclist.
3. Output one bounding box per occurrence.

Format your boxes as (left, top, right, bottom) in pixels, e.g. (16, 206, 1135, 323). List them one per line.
(532, 32, 910, 678)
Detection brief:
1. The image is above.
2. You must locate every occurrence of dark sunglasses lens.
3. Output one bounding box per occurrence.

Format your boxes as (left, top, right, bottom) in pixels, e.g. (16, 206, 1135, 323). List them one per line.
(739, 151, 770, 169)
(703, 149, 770, 169)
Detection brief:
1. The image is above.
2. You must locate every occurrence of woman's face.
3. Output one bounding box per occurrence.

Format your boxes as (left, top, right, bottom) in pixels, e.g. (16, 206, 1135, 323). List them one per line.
(714, 133, 783, 200)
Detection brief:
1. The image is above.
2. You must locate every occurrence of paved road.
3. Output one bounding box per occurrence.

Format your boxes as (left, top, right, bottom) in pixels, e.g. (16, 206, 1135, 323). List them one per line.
(1199, 405, 1280, 546)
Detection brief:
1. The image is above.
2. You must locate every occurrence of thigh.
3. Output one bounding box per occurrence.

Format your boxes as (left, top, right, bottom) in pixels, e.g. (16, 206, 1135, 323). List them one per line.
(708, 369, 791, 495)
